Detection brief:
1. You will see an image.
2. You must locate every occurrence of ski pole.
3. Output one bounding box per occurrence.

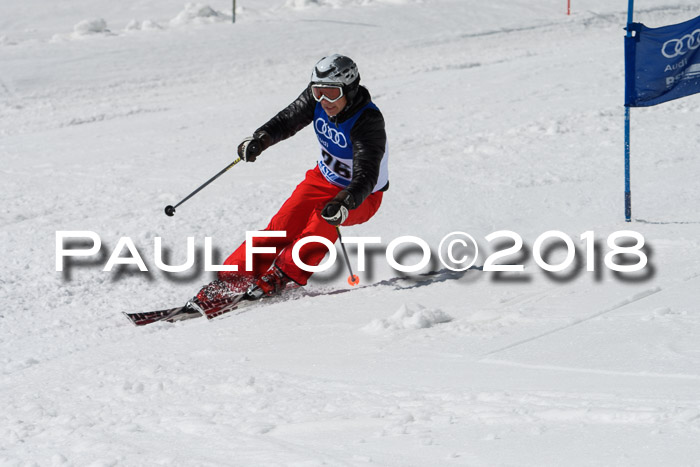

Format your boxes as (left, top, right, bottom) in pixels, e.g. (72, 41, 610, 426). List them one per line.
(336, 226, 360, 286)
(164, 157, 243, 216)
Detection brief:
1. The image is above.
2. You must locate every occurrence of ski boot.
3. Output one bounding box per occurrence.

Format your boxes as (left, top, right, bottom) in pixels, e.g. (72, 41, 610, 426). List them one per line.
(245, 266, 292, 300)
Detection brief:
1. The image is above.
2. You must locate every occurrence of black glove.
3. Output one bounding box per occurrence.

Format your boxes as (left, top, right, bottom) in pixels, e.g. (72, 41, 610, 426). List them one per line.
(321, 190, 356, 226)
(237, 131, 271, 162)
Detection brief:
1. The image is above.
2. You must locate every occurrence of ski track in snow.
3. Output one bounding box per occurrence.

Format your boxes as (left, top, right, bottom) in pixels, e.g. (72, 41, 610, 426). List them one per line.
(2, 0, 700, 465)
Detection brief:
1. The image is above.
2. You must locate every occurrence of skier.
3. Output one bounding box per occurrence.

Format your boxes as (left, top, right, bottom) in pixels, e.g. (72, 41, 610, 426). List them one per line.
(193, 54, 389, 308)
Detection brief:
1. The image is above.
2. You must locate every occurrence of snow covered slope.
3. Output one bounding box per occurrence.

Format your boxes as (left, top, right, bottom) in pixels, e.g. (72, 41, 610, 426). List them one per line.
(2, 0, 700, 465)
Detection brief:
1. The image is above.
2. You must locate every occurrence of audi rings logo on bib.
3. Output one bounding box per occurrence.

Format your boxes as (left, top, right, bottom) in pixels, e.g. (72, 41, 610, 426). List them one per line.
(315, 118, 348, 148)
(661, 29, 700, 58)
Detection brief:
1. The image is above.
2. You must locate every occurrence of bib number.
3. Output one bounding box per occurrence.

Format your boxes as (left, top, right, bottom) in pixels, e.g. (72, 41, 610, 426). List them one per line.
(321, 150, 352, 179)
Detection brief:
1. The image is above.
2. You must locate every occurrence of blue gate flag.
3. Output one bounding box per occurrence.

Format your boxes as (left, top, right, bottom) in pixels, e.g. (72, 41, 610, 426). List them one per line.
(625, 14, 700, 107)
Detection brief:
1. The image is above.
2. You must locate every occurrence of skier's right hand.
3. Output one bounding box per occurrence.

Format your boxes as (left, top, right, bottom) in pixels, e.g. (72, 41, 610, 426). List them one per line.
(238, 137, 262, 162)
(238, 131, 271, 162)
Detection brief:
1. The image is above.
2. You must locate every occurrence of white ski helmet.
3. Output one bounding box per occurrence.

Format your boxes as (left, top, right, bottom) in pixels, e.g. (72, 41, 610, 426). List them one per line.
(310, 54, 361, 101)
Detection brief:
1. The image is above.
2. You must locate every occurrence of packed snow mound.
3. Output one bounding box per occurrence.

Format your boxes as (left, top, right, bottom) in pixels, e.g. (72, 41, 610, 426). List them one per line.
(72, 18, 110, 36)
(0, 35, 16, 46)
(285, 0, 330, 8)
(48, 18, 112, 43)
(285, 0, 418, 8)
(125, 19, 163, 32)
(363, 303, 453, 333)
(170, 3, 227, 26)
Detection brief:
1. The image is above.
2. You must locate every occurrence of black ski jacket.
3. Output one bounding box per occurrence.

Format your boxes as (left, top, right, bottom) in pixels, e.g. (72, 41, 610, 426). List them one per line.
(255, 85, 388, 208)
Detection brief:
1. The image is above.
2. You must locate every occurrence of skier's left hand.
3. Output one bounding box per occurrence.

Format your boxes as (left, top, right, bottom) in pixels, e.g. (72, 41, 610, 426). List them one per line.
(321, 190, 355, 226)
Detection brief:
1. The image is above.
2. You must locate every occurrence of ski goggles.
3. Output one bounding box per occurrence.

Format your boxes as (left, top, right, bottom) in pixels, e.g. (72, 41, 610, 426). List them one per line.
(311, 84, 344, 103)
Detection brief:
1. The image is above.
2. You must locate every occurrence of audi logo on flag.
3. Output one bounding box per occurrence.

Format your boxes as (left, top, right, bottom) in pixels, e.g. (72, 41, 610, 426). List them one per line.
(315, 118, 348, 148)
(661, 29, 700, 58)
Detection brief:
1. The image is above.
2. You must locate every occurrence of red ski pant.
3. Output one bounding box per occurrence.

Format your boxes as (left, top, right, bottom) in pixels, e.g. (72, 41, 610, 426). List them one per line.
(220, 166, 383, 285)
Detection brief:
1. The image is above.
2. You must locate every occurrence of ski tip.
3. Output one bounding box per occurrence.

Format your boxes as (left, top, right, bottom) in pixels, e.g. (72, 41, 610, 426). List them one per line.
(122, 311, 139, 327)
(348, 275, 360, 287)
